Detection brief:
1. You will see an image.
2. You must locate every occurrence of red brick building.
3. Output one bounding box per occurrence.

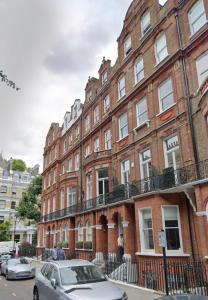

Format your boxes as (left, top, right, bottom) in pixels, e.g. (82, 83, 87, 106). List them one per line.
(38, 0, 208, 264)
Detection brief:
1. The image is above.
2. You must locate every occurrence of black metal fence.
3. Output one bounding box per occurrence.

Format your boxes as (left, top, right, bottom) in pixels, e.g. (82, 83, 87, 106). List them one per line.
(39, 249, 208, 296)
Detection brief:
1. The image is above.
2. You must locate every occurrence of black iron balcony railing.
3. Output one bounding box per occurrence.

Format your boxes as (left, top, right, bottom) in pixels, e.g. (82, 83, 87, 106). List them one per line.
(39, 160, 208, 223)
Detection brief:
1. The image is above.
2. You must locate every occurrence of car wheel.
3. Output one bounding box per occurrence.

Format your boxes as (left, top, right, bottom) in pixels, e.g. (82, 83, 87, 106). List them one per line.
(33, 288, 39, 300)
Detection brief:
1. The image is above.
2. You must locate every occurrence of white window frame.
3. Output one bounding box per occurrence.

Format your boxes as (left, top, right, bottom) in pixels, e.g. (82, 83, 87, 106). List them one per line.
(141, 11, 151, 36)
(139, 148, 151, 180)
(136, 97, 148, 126)
(85, 115, 90, 132)
(155, 33, 168, 64)
(188, 0, 207, 36)
(94, 105, 99, 124)
(0, 200, 6, 209)
(75, 126, 79, 140)
(196, 51, 208, 86)
(86, 221, 92, 242)
(124, 35, 132, 57)
(119, 112, 128, 139)
(94, 138, 100, 152)
(161, 205, 183, 253)
(86, 90, 92, 102)
(64, 139, 67, 152)
(47, 197, 50, 214)
(52, 195, 56, 212)
(75, 154, 79, 171)
(85, 145, 90, 157)
(121, 159, 130, 184)
(104, 129, 111, 150)
(158, 77, 174, 113)
(164, 135, 180, 170)
(86, 173, 93, 201)
(68, 159, 73, 173)
(134, 57, 144, 84)
(139, 208, 155, 253)
(102, 71, 108, 85)
(60, 189, 65, 210)
(118, 76, 126, 100)
(103, 95, 110, 114)
(67, 186, 76, 207)
(78, 223, 83, 242)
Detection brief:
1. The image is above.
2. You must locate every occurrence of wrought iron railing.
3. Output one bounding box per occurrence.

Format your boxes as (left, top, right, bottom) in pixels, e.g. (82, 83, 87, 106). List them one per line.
(39, 160, 208, 223)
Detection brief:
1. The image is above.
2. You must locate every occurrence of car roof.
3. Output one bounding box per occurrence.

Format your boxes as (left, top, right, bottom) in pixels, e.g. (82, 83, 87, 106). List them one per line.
(46, 259, 94, 268)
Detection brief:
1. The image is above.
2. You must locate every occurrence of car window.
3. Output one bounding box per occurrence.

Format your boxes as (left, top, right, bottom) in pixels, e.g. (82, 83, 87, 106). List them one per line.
(20, 258, 29, 264)
(60, 265, 106, 286)
(46, 265, 54, 279)
(41, 264, 51, 277)
(41, 264, 47, 276)
(50, 267, 59, 285)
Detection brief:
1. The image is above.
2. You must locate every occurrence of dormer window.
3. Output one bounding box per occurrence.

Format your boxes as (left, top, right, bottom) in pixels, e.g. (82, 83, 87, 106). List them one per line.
(101, 71, 108, 85)
(85, 115, 90, 132)
(118, 76, 126, 100)
(141, 11, 151, 36)
(94, 105, 99, 124)
(124, 35, 132, 57)
(86, 90, 92, 102)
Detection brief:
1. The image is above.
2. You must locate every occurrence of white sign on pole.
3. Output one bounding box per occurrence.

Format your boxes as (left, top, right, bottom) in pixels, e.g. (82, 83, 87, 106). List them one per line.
(158, 231, 167, 247)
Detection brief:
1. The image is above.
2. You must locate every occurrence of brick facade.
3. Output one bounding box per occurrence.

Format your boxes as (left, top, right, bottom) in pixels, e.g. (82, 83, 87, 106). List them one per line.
(38, 0, 208, 261)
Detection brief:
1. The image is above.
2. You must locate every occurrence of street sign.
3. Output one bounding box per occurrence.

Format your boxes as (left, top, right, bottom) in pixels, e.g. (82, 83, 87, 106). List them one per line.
(158, 231, 167, 247)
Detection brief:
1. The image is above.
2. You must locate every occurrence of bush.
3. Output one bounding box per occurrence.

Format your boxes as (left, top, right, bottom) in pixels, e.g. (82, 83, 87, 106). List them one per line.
(84, 241, 92, 250)
(18, 241, 36, 257)
(76, 241, 83, 249)
(62, 241, 69, 248)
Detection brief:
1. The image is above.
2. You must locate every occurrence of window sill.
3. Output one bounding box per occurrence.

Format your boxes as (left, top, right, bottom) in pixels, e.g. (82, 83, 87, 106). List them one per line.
(133, 120, 150, 134)
(75, 248, 93, 252)
(154, 54, 170, 68)
(117, 95, 126, 102)
(189, 21, 208, 40)
(156, 103, 176, 117)
(116, 135, 129, 143)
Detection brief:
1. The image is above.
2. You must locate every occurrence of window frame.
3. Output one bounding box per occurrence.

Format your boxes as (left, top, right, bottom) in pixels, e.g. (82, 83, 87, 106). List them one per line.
(104, 129, 111, 150)
(161, 205, 183, 253)
(121, 159, 130, 184)
(188, 0, 207, 36)
(134, 57, 144, 84)
(119, 112, 128, 140)
(196, 51, 208, 86)
(75, 154, 79, 171)
(141, 11, 151, 36)
(154, 33, 168, 64)
(103, 95, 110, 114)
(86, 221, 92, 242)
(139, 208, 155, 253)
(85, 115, 90, 133)
(94, 105, 99, 124)
(94, 137, 100, 152)
(118, 76, 126, 100)
(158, 77, 174, 113)
(136, 96, 148, 126)
(124, 35, 132, 57)
(163, 134, 180, 170)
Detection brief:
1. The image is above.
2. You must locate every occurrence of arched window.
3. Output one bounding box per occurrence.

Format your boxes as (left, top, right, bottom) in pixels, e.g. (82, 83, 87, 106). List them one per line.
(78, 223, 83, 242)
(86, 221, 92, 242)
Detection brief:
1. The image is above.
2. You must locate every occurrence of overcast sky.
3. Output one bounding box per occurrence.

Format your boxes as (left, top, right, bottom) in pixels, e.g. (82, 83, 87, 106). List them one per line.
(0, 0, 131, 170)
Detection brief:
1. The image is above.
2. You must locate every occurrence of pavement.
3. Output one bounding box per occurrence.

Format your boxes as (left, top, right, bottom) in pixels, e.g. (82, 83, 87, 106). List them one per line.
(0, 259, 162, 300)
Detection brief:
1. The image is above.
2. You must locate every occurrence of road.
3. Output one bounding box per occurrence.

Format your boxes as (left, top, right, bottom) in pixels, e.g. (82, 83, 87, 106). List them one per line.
(0, 261, 159, 300)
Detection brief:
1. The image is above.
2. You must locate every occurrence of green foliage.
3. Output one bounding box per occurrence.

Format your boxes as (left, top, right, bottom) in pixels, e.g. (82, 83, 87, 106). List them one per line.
(12, 159, 26, 172)
(0, 221, 11, 242)
(17, 176, 42, 222)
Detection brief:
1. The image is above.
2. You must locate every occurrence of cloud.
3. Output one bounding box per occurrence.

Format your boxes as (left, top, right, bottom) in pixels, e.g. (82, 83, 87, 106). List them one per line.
(0, 0, 132, 170)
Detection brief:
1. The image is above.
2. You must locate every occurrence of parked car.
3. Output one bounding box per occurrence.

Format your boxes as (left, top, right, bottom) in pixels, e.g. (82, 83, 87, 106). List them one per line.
(1, 257, 35, 280)
(0, 253, 13, 268)
(33, 259, 128, 300)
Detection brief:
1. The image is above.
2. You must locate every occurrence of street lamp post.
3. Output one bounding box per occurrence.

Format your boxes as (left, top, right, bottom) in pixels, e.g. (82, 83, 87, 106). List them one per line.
(13, 213, 19, 254)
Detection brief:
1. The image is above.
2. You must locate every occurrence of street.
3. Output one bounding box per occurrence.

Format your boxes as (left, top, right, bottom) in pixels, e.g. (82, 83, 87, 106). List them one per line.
(0, 261, 159, 300)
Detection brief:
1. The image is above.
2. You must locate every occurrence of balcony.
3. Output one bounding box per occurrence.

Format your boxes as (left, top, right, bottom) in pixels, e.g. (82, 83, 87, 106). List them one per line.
(59, 171, 79, 182)
(39, 160, 208, 223)
(83, 150, 111, 166)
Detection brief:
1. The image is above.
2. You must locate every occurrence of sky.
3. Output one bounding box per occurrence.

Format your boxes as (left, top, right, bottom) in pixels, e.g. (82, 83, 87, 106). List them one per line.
(0, 0, 132, 170)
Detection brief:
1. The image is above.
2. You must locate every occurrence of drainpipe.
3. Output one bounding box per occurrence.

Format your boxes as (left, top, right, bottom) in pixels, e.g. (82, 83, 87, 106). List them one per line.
(175, 10, 199, 167)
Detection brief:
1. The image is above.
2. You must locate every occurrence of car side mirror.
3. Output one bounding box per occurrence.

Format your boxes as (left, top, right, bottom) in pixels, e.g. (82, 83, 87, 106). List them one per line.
(51, 278, 57, 289)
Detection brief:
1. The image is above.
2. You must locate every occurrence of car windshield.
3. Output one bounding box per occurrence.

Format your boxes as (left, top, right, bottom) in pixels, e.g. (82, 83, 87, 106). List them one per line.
(60, 265, 106, 286)
(8, 258, 29, 265)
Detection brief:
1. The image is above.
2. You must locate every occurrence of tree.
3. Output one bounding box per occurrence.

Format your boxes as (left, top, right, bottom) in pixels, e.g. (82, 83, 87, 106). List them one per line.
(17, 176, 42, 222)
(0, 221, 11, 242)
(12, 159, 26, 172)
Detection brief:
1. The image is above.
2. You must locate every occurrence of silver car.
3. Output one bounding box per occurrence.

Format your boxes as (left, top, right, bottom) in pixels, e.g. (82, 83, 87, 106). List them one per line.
(33, 259, 128, 300)
(1, 257, 35, 280)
